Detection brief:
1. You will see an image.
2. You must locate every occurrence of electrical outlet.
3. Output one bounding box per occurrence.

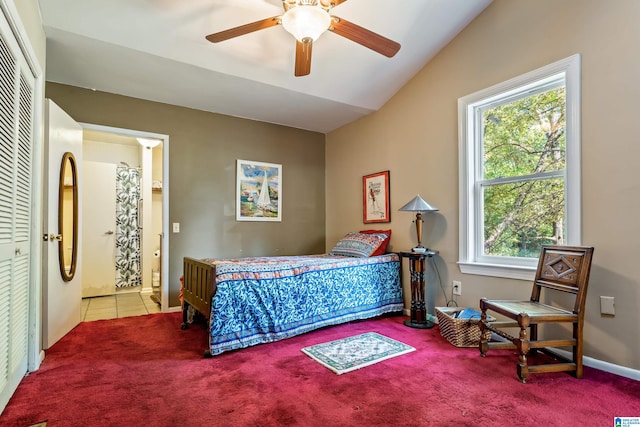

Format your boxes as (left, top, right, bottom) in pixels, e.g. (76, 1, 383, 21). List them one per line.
(452, 280, 462, 296)
(600, 296, 615, 315)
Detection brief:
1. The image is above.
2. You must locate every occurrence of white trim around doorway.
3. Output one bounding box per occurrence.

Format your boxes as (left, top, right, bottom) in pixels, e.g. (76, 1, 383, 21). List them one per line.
(79, 123, 170, 312)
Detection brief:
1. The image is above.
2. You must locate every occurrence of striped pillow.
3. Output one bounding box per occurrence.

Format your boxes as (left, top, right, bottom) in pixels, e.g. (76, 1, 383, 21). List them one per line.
(329, 232, 387, 257)
(359, 229, 392, 256)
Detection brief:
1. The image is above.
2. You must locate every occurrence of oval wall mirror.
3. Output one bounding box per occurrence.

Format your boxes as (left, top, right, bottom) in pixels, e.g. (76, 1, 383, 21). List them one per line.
(59, 152, 78, 282)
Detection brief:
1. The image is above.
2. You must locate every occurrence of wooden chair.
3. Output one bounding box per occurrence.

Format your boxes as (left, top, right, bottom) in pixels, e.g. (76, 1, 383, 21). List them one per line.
(479, 245, 594, 383)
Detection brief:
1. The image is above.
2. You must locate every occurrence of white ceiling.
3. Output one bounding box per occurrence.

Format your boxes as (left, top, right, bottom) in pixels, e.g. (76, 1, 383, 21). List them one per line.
(39, 0, 492, 133)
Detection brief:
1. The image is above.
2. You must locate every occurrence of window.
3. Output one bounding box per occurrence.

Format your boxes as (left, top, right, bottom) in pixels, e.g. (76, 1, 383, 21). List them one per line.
(458, 55, 581, 280)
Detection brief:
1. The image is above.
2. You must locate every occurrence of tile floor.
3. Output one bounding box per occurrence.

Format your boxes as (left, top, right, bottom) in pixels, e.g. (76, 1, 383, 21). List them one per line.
(81, 292, 161, 322)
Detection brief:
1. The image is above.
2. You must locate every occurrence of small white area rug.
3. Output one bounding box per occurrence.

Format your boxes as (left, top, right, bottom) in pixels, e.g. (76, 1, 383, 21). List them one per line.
(301, 332, 415, 375)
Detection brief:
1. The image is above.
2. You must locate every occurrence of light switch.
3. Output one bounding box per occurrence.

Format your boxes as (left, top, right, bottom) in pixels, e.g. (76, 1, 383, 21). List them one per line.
(172, 222, 180, 233)
(600, 296, 615, 316)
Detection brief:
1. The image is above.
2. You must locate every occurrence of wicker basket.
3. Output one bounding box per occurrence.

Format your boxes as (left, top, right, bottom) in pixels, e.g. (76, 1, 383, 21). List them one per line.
(435, 307, 493, 348)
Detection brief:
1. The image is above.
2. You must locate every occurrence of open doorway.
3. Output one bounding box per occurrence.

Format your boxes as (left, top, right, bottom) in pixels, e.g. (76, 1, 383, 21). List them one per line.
(79, 124, 169, 319)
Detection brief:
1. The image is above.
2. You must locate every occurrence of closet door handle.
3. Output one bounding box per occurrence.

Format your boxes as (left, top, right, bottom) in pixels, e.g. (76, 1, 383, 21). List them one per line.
(104, 230, 114, 235)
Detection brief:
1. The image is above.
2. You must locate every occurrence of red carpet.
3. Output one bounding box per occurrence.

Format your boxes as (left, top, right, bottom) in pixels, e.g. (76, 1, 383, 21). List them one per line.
(1, 312, 639, 426)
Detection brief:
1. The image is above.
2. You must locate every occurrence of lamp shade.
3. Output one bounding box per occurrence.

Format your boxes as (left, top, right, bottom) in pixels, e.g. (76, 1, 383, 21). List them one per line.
(398, 195, 438, 212)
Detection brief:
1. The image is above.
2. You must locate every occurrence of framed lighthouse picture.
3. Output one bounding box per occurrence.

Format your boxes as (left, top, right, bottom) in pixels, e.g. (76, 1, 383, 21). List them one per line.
(236, 159, 282, 222)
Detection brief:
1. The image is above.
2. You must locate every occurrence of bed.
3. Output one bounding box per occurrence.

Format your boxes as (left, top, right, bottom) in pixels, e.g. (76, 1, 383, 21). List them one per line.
(181, 231, 403, 356)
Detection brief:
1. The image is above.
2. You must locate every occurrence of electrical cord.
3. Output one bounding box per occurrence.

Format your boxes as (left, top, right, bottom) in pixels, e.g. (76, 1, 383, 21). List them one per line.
(429, 256, 458, 308)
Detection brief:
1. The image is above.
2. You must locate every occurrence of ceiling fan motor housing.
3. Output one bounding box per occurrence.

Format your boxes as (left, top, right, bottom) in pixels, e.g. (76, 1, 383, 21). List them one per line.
(281, 3, 332, 42)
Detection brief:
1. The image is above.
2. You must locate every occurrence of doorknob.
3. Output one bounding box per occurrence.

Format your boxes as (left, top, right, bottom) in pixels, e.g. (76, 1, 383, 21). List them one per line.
(104, 230, 114, 235)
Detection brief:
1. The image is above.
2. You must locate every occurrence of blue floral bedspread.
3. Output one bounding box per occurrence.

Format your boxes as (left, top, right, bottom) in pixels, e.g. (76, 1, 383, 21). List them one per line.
(204, 254, 403, 355)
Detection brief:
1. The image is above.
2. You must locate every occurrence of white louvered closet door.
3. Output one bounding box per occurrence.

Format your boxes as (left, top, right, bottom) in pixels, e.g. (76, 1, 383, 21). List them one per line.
(0, 7, 35, 411)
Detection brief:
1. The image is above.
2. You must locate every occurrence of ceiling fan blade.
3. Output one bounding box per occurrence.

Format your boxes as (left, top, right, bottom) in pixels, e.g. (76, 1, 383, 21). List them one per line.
(294, 40, 312, 77)
(205, 16, 281, 43)
(329, 16, 400, 58)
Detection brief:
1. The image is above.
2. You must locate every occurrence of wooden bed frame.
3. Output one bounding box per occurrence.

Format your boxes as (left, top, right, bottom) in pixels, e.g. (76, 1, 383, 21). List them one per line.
(181, 257, 216, 330)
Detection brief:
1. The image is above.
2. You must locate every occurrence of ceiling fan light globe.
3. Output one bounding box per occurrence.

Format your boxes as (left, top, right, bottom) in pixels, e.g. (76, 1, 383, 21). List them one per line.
(281, 6, 331, 42)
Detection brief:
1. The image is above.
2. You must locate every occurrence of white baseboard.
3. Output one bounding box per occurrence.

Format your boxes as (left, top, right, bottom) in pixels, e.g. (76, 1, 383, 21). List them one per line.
(549, 348, 640, 381)
(425, 310, 639, 381)
(402, 309, 438, 323)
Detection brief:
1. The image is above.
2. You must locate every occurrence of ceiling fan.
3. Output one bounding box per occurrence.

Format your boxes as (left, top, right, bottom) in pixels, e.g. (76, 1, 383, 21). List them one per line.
(205, 0, 401, 77)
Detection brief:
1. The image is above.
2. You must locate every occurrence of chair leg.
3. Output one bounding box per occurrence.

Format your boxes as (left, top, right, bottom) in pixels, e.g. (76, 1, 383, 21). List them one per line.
(517, 354, 528, 383)
(529, 324, 538, 356)
(574, 322, 583, 378)
(516, 315, 531, 383)
(479, 307, 489, 357)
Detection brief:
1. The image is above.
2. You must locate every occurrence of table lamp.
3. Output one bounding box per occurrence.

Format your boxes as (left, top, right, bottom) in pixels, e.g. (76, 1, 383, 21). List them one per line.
(399, 195, 438, 253)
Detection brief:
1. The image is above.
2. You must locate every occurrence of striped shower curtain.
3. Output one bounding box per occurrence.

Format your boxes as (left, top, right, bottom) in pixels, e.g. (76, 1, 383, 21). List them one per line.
(115, 166, 141, 288)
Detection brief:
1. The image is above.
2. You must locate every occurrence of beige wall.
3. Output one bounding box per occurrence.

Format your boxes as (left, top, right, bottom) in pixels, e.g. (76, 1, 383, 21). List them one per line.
(14, 0, 46, 66)
(47, 83, 326, 307)
(326, 0, 640, 370)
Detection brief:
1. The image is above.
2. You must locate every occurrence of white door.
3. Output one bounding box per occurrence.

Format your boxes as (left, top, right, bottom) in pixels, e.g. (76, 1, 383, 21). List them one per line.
(0, 6, 37, 412)
(81, 161, 116, 297)
(42, 99, 83, 349)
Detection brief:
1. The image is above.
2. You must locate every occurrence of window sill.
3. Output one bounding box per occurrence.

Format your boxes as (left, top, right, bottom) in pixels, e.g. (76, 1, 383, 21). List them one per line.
(458, 261, 535, 281)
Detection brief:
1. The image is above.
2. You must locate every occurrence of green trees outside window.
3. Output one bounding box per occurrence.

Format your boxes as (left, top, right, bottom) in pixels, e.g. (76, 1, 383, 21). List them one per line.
(481, 87, 566, 258)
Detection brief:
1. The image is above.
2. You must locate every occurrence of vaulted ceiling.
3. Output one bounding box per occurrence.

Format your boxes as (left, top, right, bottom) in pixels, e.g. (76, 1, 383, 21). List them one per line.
(40, 0, 492, 133)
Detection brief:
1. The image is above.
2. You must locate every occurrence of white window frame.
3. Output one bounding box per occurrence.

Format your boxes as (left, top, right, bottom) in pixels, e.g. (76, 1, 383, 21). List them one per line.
(458, 54, 581, 280)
